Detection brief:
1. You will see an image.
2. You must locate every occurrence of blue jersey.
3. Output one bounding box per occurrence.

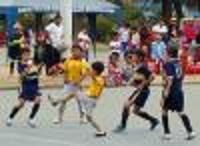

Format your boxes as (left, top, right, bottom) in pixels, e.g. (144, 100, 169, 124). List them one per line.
(21, 71, 39, 95)
(163, 59, 183, 92)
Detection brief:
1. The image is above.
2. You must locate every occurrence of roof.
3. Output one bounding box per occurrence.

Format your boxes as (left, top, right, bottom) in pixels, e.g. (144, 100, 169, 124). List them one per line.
(13, 0, 119, 13)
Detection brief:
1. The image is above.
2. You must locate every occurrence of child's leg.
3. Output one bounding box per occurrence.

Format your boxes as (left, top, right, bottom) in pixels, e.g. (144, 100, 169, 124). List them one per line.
(161, 109, 170, 134)
(9, 98, 25, 119)
(29, 97, 41, 120)
(178, 112, 193, 134)
(133, 105, 159, 130)
(86, 115, 102, 132)
(9, 61, 15, 75)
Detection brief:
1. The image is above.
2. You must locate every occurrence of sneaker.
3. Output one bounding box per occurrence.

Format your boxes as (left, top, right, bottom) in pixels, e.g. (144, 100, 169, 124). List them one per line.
(150, 119, 159, 131)
(53, 118, 62, 124)
(48, 95, 58, 106)
(95, 131, 107, 137)
(113, 125, 126, 133)
(162, 134, 172, 140)
(186, 132, 196, 140)
(28, 119, 36, 128)
(6, 118, 13, 127)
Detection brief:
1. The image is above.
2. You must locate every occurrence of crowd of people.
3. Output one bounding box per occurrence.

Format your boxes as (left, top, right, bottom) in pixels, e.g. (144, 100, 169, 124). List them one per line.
(2, 15, 198, 140)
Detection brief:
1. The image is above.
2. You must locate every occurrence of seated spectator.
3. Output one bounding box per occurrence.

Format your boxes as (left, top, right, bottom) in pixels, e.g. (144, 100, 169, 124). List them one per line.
(122, 51, 134, 84)
(106, 51, 123, 87)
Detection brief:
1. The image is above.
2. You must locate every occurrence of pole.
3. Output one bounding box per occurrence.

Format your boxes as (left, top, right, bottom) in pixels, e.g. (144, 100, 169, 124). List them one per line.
(60, 0, 72, 49)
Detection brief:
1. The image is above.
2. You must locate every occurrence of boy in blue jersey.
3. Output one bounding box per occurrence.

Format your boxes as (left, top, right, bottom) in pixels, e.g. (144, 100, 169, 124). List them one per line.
(161, 48, 196, 140)
(7, 59, 41, 128)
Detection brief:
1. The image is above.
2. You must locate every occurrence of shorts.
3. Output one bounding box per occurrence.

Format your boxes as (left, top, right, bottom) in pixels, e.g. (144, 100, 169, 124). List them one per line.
(19, 90, 41, 102)
(82, 96, 97, 116)
(62, 84, 82, 100)
(129, 88, 150, 108)
(163, 90, 184, 112)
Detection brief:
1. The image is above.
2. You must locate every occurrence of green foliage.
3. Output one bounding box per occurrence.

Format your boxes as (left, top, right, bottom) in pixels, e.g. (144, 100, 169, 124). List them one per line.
(122, 5, 145, 26)
(96, 15, 116, 42)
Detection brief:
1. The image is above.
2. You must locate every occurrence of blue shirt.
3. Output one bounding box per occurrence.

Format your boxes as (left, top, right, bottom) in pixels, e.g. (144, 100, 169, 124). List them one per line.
(163, 59, 183, 92)
(151, 41, 166, 61)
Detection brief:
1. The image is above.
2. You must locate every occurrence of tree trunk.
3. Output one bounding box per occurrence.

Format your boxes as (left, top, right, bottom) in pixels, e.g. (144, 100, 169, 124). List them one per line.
(162, 0, 172, 21)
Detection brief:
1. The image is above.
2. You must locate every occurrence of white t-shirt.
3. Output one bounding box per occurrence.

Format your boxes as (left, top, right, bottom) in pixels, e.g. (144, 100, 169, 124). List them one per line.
(109, 40, 121, 50)
(118, 27, 130, 43)
(152, 24, 168, 34)
(45, 22, 64, 48)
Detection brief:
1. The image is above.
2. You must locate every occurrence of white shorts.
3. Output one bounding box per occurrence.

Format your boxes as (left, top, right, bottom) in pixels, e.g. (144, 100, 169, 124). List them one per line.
(82, 96, 97, 116)
(62, 83, 83, 100)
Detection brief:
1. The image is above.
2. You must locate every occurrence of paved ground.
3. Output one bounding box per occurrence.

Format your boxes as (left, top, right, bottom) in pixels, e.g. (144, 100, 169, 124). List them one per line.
(0, 85, 199, 146)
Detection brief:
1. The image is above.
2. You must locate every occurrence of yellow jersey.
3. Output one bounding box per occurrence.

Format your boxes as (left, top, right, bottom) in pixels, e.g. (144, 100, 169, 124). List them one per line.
(63, 58, 89, 84)
(86, 76, 105, 98)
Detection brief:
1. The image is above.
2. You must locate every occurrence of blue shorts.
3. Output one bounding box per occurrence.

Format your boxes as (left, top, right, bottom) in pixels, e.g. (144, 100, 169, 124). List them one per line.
(19, 89, 41, 101)
(163, 90, 184, 112)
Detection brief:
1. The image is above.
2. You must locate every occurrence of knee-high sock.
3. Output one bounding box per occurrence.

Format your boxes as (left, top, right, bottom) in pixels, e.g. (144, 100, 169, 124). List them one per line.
(29, 104, 40, 119)
(136, 111, 157, 123)
(121, 107, 129, 128)
(180, 114, 193, 133)
(9, 107, 20, 119)
(162, 115, 170, 134)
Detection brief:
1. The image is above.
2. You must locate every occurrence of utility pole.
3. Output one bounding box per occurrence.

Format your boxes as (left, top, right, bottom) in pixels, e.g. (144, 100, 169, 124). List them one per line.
(60, 0, 72, 48)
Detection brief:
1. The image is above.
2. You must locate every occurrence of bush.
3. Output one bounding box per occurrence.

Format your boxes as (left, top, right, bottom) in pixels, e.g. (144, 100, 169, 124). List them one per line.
(96, 15, 116, 42)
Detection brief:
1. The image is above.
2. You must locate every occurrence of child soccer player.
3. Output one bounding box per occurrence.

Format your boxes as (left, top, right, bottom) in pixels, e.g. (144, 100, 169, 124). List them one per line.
(161, 48, 196, 140)
(48, 44, 89, 124)
(82, 61, 106, 137)
(114, 49, 159, 132)
(7, 59, 41, 128)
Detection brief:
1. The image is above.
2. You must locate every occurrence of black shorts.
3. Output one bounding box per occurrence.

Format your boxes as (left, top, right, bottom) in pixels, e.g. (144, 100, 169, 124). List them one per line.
(129, 88, 150, 108)
(163, 90, 184, 112)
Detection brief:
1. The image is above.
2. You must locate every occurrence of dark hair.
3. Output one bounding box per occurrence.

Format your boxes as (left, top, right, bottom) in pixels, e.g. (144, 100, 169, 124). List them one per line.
(167, 48, 178, 58)
(132, 49, 145, 61)
(92, 61, 105, 75)
(124, 50, 134, 58)
(54, 13, 62, 20)
(72, 43, 82, 51)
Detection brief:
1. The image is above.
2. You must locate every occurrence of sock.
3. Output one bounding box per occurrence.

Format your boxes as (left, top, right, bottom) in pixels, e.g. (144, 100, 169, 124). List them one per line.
(136, 111, 157, 123)
(29, 104, 40, 119)
(121, 107, 129, 128)
(180, 114, 193, 133)
(162, 115, 170, 134)
(10, 62, 15, 74)
(9, 107, 20, 119)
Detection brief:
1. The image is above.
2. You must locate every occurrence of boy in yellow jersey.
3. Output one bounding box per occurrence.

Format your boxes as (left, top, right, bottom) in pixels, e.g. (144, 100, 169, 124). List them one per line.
(48, 44, 89, 124)
(82, 61, 106, 137)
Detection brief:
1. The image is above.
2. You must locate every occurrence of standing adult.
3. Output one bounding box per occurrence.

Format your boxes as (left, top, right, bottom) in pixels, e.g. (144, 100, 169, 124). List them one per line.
(45, 14, 64, 60)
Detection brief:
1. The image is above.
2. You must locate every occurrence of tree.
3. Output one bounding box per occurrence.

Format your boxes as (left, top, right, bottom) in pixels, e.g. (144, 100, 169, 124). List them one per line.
(162, 0, 183, 21)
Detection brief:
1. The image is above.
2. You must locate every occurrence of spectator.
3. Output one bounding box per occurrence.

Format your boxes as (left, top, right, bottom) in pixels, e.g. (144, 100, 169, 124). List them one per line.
(45, 14, 64, 60)
(151, 34, 167, 62)
(77, 29, 92, 61)
(152, 20, 168, 35)
(118, 23, 130, 52)
(109, 32, 121, 51)
(106, 51, 123, 87)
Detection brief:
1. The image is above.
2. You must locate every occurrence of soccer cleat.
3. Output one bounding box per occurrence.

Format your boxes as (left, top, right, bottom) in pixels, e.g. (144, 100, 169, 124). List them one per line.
(95, 131, 107, 137)
(113, 125, 126, 133)
(48, 95, 58, 106)
(186, 132, 196, 140)
(162, 134, 172, 140)
(6, 118, 13, 127)
(150, 119, 159, 131)
(28, 119, 37, 128)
